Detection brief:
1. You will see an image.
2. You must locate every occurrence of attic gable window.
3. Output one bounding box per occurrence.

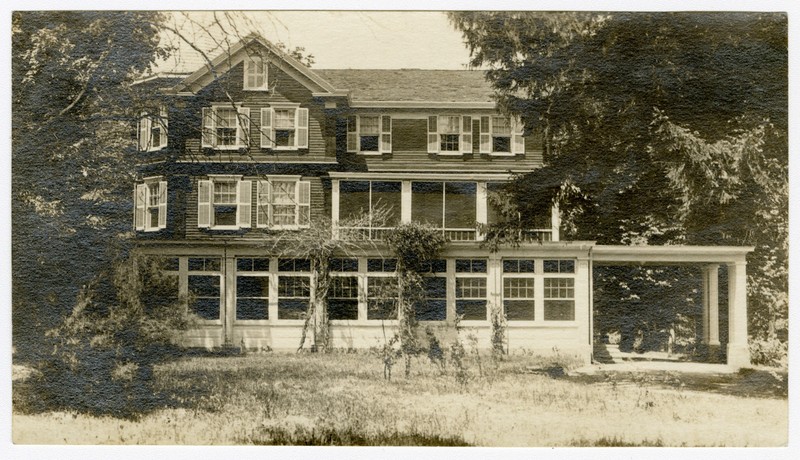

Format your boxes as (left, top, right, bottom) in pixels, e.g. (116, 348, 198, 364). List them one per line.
(134, 177, 167, 232)
(197, 176, 252, 230)
(427, 115, 473, 155)
(260, 106, 309, 150)
(479, 115, 524, 155)
(244, 56, 268, 90)
(347, 115, 391, 155)
(137, 106, 168, 152)
(202, 105, 251, 150)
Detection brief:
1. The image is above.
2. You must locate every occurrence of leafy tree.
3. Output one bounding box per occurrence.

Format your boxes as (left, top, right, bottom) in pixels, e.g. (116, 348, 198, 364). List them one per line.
(450, 12, 787, 347)
(12, 12, 171, 359)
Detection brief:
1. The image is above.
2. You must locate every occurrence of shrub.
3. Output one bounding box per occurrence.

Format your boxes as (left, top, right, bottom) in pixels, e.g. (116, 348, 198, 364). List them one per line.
(749, 337, 787, 368)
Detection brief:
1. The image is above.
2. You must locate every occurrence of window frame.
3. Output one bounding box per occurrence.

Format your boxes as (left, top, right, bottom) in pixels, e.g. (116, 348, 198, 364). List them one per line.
(186, 257, 223, 324)
(197, 175, 252, 230)
(542, 259, 576, 322)
(201, 104, 250, 150)
(427, 115, 473, 155)
(134, 176, 167, 232)
(346, 114, 392, 155)
(502, 259, 537, 322)
(276, 259, 312, 322)
(137, 106, 168, 152)
(454, 258, 488, 322)
(235, 257, 271, 322)
(255, 177, 311, 230)
(243, 55, 269, 91)
(479, 115, 524, 156)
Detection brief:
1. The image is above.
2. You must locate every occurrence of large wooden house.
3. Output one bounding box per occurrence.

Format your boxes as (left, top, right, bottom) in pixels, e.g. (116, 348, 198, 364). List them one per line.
(133, 34, 753, 367)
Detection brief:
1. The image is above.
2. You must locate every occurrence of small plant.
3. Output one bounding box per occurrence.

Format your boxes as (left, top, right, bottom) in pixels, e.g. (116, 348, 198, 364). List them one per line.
(489, 301, 507, 359)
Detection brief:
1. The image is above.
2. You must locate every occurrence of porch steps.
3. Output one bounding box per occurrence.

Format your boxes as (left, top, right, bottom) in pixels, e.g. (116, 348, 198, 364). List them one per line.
(593, 343, 686, 364)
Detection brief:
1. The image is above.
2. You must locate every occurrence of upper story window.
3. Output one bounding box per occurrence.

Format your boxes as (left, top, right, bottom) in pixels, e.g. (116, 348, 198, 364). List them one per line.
(260, 107, 309, 150)
(428, 115, 472, 155)
(256, 178, 311, 229)
(479, 115, 524, 155)
(134, 177, 167, 232)
(197, 176, 252, 230)
(347, 115, 392, 154)
(243, 56, 268, 90)
(201, 105, 250, 150)
(137, 106, 168, 152)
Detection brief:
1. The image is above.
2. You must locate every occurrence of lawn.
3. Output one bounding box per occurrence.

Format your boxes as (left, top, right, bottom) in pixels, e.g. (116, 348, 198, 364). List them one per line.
(12, 351, 788, 446)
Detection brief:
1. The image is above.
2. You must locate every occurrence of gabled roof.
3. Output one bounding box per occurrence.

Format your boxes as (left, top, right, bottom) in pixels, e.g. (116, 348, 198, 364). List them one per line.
(315, 69, 494, 103)
(171, 33, 341, 95)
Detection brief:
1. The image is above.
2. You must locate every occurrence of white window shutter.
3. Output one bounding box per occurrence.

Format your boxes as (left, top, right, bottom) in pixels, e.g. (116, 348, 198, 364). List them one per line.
(479, 116, 491, 154)
(461, 116, 473, 153)
(159, 106, 169, 149)
(380, 115, 392, 154)
(346, 116, 357, 153)
(427, 116, 439, 153)
(138, 115, 150, 151)
(238, 180, 252, 228)
(237, 107, 250, 148)
(201, 107, 214, 148)
(260, 108, 274, 148)
(298, 181, 311, 227)
(158, 180, 168, 229)
(197, 179, 212, 228)
(511, 117, 525, 154)
(256, 180, 270, 227)
(134, 183, 146, 230)
(297, 108, 309, 149)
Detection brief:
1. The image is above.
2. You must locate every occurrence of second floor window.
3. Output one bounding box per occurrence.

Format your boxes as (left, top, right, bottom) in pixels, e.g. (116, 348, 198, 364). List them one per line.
(256, 178, 311, 229)
(479, 115, 524, 155)
(134, 177, 167, 232)
(347, 115, 392, 154)
(427, 115, 472, 154)
(197, 176, 252, 230)
(137, 106, 168, 152)
(202, 105, 250, 149)
(260, 107, 309, 150)
(243, 56, 268, 90)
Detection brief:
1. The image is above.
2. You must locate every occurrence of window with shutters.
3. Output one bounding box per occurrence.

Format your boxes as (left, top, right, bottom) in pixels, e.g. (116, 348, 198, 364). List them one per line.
(479, 115, 524, 155)
(346, 115, 391, 154)
(134, 177, 167, 232)
(197, 176, 252, 230)
(255, 177, 311, 229)
(427, 115, 472, 155)
(243, 56, 268, 90)
(259, 106, 308, 150)
(137, 106, 168, 152)
(201, 105, 250, 150)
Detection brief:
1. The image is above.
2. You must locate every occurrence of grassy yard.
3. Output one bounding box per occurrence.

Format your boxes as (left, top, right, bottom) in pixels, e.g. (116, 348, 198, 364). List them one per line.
(12, 351, 788, 446)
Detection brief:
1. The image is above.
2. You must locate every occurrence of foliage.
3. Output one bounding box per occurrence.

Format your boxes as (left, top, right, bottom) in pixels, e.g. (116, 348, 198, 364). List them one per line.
(24, 252, 195, 418)
(450, 11, 788, 346)
(12, 11, 172, 359)
(383, 222, 447, 377)
(489, 301, 508, 357)
(749, 338, 788, 368)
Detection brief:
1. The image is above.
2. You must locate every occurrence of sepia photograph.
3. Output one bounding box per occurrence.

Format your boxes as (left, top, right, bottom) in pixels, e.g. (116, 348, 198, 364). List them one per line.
(7, 5, 792, 455)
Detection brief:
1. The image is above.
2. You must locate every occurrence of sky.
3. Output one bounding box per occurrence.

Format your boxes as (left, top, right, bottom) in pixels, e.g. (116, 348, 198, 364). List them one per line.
(155, 11, 473, 73)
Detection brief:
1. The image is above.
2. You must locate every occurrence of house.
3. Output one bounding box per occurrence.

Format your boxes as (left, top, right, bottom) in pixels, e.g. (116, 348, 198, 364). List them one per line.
(133, 34, 753, 367)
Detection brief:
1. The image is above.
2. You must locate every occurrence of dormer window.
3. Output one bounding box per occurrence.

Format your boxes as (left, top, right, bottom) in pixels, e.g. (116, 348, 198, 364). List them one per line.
(137, 106, 168, 152)
(244, 56, 268, 90)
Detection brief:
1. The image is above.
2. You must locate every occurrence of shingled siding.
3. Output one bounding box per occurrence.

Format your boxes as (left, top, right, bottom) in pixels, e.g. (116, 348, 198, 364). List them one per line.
(184, 175, 327, 240)
(178, 61, 333, 162)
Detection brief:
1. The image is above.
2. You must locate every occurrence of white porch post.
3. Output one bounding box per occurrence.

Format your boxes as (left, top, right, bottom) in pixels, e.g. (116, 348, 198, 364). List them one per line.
(550, 203, 561, 242)
(331, 179, 340, 239)
(701, 267, 709, 343)
(707, 264, 720, 347)
(727, 260, 750, 368)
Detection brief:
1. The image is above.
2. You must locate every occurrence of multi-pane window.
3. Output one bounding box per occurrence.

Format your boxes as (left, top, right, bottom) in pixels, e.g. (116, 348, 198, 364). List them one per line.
(187, 257, 222, 321)
(244, 56, 268, 90)
(329, 276, 359, 320)
(277, 258, 311, 320)
(134, 177, 167, 232)
(427, 115, 472, 154)
(455, 259, 487, 320)
(202, 105, 250, 149)
(198, 177, 252, 230)
(260, 107, 308, 149)
(367, 258, 397, 320)
(479, 115, 524, 155)
(137, 106, 168, 151)
(418, 259, 447, 321)
(411, 182, 477, 239)
(544, 278, 575, 321)
(502, 259, 536, 321)
(256, 179, 311, 229)
(236, 258, 270, 320)
(339, 180, 401, 238)
(544, 259, 575, 274)
(347, 115, 392, 154)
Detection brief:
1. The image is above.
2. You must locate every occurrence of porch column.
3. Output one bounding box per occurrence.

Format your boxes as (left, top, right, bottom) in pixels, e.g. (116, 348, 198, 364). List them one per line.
(727, 260, 750, 368)
(706, 264, 720, 347)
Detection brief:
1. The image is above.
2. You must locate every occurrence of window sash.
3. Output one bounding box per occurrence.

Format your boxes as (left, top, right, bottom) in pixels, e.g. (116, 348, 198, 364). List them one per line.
(244, 57, 268, 90)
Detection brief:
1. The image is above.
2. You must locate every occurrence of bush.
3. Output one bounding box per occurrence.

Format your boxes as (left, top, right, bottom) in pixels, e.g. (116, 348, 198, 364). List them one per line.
(749, 337, 787, 368)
